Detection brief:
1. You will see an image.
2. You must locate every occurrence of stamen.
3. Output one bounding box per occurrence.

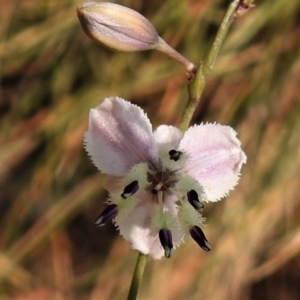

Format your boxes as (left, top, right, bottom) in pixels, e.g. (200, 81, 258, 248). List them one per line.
(187, 189, 204, 210)
(153, 182, 164, 193)
(95, 204, 118, 226)
(159, 228, 173, 258)
(189, 225, 211, 251)
(121, 180, 139, 199)
(157, 190, 163, 205)
(169, 149, 183, 161)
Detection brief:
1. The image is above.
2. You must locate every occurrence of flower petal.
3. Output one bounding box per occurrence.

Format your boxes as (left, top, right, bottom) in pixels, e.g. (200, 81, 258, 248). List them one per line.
(179, 123, 246, 201)
(84, 97, 158, 176)
(114, 193, 183, 259)
(114, 199, 164, 259)
(153, 125, 183, 148)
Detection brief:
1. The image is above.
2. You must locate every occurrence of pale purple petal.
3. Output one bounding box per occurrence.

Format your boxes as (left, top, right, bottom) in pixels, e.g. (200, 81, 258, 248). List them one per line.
(179, 123, 247, 202)
(153, 125, 183, 148)
(114, 193, 182, 259)
(84, 97, 158, 176)
(114, 200, 164, 259)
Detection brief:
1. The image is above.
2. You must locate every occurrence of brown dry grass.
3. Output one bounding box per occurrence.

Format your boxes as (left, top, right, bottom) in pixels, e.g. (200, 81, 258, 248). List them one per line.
(1, 0, 300, 299)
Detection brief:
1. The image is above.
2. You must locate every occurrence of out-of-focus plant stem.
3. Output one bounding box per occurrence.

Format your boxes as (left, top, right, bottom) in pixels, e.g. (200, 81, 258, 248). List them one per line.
(127, 252, 147, 300)
(179, 0, 241, 131)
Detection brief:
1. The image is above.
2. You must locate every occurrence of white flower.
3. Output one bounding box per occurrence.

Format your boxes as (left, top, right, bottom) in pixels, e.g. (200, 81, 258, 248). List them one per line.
(84, 97, 247, 259)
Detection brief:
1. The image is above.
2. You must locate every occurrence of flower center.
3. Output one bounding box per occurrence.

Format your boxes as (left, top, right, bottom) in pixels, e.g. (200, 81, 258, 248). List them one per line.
(148, 170, 176, 194)
(95, 149, 211, 258)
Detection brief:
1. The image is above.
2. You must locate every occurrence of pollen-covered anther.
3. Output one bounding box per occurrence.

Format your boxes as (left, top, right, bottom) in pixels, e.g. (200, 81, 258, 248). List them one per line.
(159, 228, 173, 258)
(187, 189, 204, 210)
(190, 225, 211, 251)
(95, 204, 118, 226)
(169, 149, 183, 161)
(121, 180, 139, 199)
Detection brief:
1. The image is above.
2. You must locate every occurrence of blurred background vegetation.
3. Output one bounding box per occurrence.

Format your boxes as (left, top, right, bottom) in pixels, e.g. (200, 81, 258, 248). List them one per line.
(1, 0, 300, 299)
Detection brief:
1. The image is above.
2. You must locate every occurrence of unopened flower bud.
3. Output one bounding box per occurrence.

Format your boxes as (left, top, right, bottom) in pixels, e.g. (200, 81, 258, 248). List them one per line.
(77, 2, 159, 52)
(77, 2, 196, 72)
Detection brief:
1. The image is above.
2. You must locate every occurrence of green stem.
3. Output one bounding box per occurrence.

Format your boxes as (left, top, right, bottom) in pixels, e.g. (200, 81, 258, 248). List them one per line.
(179, 0, 240, 131)
(127, 252, 147, 300)
(126, 2, 241, 298)
(155, 37, 196, 73)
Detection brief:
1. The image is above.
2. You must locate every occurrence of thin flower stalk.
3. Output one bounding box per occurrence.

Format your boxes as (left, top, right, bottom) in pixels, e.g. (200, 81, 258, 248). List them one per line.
(179, 0, 241, 132)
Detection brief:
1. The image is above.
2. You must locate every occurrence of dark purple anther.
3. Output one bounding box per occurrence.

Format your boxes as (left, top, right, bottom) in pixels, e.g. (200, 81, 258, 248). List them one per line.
(159, 228, 173, 258)
(190, 225, 211, 251)
(121, 180, 139, 199)
(187, 189, 204, 210)
(95, 204, 118, 226)
(168, 149, 183, 162)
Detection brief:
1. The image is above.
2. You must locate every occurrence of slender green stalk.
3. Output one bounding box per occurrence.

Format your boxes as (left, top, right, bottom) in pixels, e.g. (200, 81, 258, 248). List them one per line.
(127, 252, 147, 300)
(155, 37, 196, 73)
(179, 0, 240, 131)
(126, 2, 241, 299)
